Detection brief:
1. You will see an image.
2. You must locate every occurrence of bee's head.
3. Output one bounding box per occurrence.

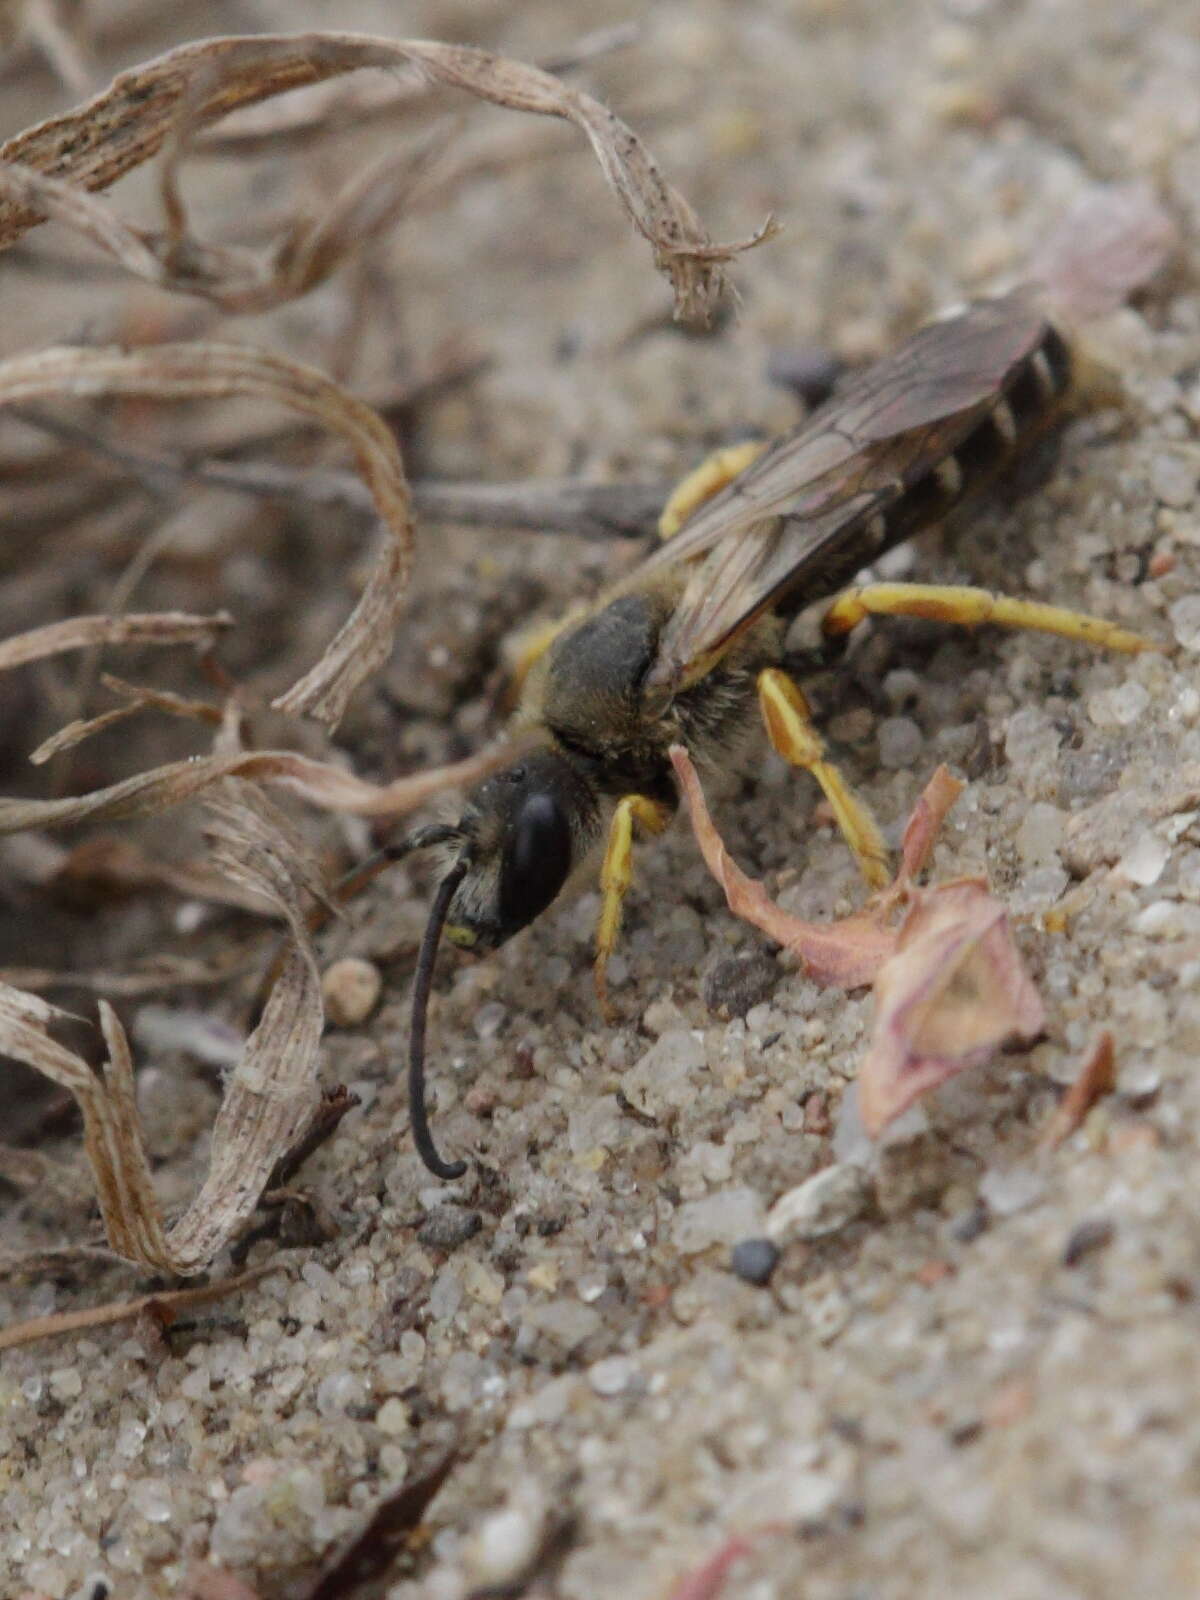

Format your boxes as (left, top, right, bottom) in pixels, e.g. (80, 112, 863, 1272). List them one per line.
(441, 747, 599, 954)
(402, 747, 599, 1180)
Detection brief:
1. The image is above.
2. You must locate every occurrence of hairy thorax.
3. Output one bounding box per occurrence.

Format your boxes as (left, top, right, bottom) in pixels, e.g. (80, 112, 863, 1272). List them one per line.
(528, 584, 783, 803)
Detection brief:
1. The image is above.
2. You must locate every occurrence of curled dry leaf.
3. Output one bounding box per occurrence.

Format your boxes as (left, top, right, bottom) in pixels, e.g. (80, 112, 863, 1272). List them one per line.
(0, 784, 323, 1276)
(672, 745, 1045, 1136)
(857, 880, 1045, 1137)
(671, 743, 903, 987)
(0, 340, 412, 726)
(0, 30, 769, 323)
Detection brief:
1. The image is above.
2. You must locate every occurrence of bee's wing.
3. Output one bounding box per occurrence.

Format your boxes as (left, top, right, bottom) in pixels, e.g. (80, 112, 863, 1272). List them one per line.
(641, 290, 1051, 694)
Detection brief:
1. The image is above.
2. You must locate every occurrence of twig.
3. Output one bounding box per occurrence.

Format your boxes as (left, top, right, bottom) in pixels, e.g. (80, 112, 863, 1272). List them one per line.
(10, 407, 667, 537)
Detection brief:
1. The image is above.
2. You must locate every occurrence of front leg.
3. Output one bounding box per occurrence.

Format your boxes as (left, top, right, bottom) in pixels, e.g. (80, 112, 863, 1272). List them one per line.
(595, 793, 673, 1015)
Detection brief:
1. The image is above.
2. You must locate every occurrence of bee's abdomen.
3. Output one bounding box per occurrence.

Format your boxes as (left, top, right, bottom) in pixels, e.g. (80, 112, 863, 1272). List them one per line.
(876, 321, 1072, 551)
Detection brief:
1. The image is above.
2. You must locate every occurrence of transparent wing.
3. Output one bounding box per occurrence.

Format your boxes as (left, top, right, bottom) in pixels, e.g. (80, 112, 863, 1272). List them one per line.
(639, 289, 1052, 694)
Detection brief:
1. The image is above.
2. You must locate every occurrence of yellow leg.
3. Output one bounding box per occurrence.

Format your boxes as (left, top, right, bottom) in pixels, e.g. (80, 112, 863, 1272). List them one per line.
(758, 668, 891, 890)
(658, 439, 768, 540)
(821, 582, 1149, 654)
(595, 794, 673, 1014)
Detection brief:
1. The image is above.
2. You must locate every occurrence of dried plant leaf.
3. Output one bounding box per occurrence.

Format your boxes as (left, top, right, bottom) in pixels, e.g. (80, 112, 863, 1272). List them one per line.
(897, 765, 965, 882)
(0, 341, 413, 725)
(857, 881, 1045, 1137)
(670, 744, 895, 987)
(0, 785, 324, 1275)
(0, 733, 531, 836)
(673, 746, 1044, 1135)
(0, 31, 768, 322)
(1039, 1031, 1116, 1150)
(0, 608, 229, 673)
(304, 1449, 459, 1600)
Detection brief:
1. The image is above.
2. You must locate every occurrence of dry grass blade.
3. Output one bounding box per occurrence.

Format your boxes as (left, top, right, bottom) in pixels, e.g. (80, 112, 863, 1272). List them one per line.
(0, 785, 324, 1275)
(0, 31, 768, 322)
(197, 21, 639, 156)
(0, 1264, 278, 1352)
(0, 735, 531, 835)
(4, 0, 95, 93)
(0, 127, 443, 312)
(0, 609, 229, 673)
(1039, 1031, 1116, 1150)
(0, 341, 413, 726)
(30, 675, 221, 764)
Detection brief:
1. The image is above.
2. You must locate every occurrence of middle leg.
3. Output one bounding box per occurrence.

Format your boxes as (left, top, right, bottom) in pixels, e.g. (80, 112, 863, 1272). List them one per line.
(757, 667, 891, 890)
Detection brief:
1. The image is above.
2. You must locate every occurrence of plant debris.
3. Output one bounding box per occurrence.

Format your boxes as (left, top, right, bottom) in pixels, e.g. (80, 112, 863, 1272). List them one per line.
(673, 747, 1046, 1134)
(1039, 1031, 1117, 1150)
(0, 786, 324, 1275)
(0, 30, 768, 319)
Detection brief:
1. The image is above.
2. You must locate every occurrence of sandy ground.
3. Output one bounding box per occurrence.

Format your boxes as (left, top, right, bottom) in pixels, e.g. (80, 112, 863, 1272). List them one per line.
(3, 0, 1200, 1596)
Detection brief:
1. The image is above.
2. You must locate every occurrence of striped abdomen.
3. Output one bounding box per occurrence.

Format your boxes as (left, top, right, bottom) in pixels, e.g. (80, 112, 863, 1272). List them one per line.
(866, 320, 1073, 554)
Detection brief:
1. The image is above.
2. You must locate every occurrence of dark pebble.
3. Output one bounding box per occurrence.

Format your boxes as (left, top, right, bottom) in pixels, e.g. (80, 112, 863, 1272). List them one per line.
(730, 1237, 780, 1286)
(418, 1206, 483, 1252)
(703, 951, 779, 1019)
(1062, 1216, 1115, 1267)
(766, 344, 844, 410)
(949, 1202, 989, 1244)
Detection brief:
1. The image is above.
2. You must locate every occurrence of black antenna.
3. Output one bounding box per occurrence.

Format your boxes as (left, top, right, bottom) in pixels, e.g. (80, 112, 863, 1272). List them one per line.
(408, 861, 469, 1180)
(336, 822, 461, 903)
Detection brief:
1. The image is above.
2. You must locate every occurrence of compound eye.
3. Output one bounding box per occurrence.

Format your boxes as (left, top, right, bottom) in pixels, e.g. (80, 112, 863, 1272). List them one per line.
(499, 792, 573, 934)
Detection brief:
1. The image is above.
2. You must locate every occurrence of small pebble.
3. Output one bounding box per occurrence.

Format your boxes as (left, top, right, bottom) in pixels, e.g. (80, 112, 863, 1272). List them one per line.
(766, 1164, 873, 1244)
(321, 958, 382, 1027)
(1116, 831, 1168, 887)
(877, 715, 924, 770)
(978, 1164, 1045, 1217)
(418, 1206, 483, 1252)
(673, 1186, 766, 1254)
(1168, 594, 1200, 652)
(1149, 451, 1197, 508)
(730, 1237, 780, 1286)
(766, 343, 844, 409)
(464, 1499, 544, 1587)
(702, 951, 779, 1019)
(1107, 680, 1151, 727)
(588, 1355, 637, 1396)
(374, 1397, 410, 1436)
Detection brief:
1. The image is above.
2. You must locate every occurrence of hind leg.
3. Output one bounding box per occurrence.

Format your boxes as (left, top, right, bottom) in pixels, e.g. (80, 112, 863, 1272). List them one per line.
(821, 582, 1149, 654)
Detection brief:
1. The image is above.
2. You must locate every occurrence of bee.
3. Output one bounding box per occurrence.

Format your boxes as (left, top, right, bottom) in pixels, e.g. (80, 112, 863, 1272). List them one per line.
(391, 218, 1165, 1180)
